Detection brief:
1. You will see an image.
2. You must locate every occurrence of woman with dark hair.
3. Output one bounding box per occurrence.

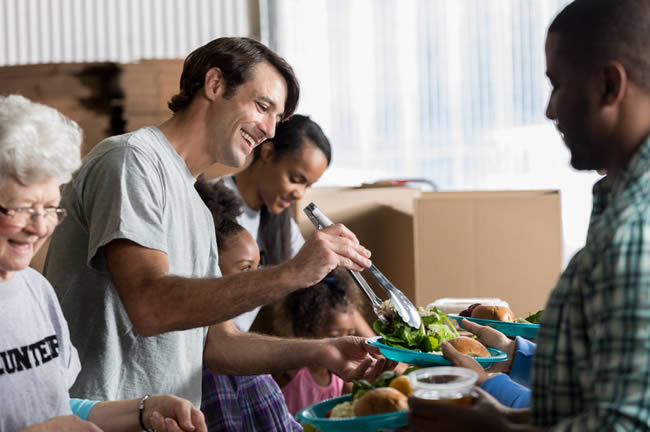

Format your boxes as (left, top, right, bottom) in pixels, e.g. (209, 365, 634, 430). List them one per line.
(218, 114, 374, 337)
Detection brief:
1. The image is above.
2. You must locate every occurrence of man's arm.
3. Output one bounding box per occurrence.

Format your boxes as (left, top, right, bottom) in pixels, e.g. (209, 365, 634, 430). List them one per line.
(106, 224, 371, 336)
(202, 320, 392, 381)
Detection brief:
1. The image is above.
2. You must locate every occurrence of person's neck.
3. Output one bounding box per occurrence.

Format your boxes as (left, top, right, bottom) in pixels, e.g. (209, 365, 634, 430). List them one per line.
(307, 366, 333, 386)
(605, 125, 650, 183)
(157, 108, 215, 178)
(233, 166, 264, 211)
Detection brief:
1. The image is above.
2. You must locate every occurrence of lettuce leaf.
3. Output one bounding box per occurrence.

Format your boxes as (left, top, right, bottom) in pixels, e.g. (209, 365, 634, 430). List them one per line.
(373, 305, 458, 353)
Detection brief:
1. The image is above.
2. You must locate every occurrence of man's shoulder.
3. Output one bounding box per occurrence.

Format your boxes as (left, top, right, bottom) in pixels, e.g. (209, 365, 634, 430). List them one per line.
(76, 127, 167, 181)
(86, 127, 161, 160)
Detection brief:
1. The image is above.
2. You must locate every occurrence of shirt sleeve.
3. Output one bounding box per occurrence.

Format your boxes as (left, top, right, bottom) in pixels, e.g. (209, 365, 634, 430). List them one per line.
(509, 336, 536, 388)
(78, 146, 167, 271)
(553, 218, 650, 431)
(70, 398, 101, 420)
(480, 373, 531, 408)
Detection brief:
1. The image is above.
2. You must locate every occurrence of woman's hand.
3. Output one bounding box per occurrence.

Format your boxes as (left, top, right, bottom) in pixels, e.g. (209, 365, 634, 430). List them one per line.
(143, 395, 207, 432)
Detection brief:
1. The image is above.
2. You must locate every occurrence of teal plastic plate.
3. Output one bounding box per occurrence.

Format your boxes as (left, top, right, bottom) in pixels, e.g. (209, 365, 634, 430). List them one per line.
(366, 336, 508, 367)
(449, 314, 539, 339)
(295, 394, 407, 432)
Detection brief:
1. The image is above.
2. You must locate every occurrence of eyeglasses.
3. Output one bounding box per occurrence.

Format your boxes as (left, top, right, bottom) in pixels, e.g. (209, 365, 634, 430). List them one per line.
(0, 204, 67, 227)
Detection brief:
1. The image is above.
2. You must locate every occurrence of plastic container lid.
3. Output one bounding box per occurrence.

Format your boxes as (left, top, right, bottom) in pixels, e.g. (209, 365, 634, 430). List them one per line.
(408, 366, 478, 400)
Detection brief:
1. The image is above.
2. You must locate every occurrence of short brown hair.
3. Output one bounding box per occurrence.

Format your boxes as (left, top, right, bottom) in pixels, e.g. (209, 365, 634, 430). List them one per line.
(168, 37, 300, 119)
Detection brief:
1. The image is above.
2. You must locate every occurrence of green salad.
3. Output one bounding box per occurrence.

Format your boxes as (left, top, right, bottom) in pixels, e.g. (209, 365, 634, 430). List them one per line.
(372, 301, 459, 353)
(516, 310, 543, 324)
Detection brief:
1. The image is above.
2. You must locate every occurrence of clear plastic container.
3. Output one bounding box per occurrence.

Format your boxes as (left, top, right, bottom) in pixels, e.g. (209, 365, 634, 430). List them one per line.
(408, 366, 478, 406)
(427, 297, 510, 316)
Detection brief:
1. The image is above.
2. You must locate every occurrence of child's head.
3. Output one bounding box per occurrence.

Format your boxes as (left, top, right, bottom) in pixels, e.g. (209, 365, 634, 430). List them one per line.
(285, 267, 357, 338)
(195, 178, 260, 275)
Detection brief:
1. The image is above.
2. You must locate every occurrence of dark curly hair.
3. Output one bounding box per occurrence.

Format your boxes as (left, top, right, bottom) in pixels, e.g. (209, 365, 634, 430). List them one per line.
(194, 177, 245, 252)
(285, 267, 355, 337)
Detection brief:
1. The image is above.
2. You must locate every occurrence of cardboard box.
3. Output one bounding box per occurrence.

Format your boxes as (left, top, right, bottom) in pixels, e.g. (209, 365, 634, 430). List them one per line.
(293, 187, 562, 317)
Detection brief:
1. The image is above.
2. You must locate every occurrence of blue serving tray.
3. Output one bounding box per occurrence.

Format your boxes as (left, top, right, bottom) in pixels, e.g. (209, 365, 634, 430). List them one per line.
(448, 314, 539, 339)
(295, 394, 407, 432)
(366, 336, 508, 367)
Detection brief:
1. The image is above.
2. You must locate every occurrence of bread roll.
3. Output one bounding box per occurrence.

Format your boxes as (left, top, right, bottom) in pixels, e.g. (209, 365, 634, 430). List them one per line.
(447, 336, 490, 357)
(470, 305, 515, 322)
(353, 387, 408, 417)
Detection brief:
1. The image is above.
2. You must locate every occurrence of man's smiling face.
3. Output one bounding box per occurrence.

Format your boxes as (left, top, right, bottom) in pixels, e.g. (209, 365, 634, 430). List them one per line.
(208, 61, 288, 168)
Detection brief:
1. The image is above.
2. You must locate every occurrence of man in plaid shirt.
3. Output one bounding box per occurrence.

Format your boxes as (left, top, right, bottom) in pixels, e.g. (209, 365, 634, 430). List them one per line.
(407, 0, 650, 430)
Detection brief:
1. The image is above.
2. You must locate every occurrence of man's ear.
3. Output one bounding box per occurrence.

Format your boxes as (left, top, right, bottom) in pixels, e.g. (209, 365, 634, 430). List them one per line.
(601, 61, 627, 106)
(259, 141, 275, 163)
(204, 67, 224, 101)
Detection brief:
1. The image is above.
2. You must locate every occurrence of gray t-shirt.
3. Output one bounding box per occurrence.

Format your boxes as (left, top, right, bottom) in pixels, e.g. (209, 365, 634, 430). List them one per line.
(219, 175, 304, 331)
(44, 126, 220, 407)
(0, 267, 81, 431)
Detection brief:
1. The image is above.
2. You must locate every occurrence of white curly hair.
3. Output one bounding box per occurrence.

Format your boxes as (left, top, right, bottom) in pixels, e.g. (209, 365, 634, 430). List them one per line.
(0, 94, 82, 185)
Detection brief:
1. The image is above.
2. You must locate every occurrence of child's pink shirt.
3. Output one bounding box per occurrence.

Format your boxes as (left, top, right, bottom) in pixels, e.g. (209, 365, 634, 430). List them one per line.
(280, 367, 344, 416)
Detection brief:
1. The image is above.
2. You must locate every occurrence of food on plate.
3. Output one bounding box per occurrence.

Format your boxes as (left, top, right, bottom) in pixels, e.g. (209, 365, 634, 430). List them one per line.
(517, 310, 543, 324)
(388, 375, 413, 396)
(470, 305, 515, 322)
(460, 303, 543, 324)
(353, 387, 409, 417)
(458, 303, 482, 317)
(329, 400, 355, 418)
(373, 300, 459, 353)
(326, 370, 412, 419)
(447, 336, 490, 357)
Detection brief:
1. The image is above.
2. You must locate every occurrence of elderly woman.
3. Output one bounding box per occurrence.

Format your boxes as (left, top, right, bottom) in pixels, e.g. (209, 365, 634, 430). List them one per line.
(0, 95, 206, 432)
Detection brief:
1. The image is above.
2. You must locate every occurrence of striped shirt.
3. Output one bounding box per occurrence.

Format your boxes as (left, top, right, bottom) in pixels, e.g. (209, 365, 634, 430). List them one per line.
(531, 136, 650, 430)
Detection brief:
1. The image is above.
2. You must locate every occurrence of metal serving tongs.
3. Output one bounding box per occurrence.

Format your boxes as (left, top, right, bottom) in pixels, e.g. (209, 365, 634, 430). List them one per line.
(304, 202, 422, 330)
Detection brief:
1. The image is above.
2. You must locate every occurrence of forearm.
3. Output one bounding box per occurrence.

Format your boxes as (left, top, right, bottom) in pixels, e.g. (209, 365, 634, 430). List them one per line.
(131, 263, 301, 336)
(203, 322, 325, 375)
(86, 399, 142, 432)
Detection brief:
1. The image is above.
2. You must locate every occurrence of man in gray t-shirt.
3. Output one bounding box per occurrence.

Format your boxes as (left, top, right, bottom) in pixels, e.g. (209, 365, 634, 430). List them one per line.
(45, 37, 391, 408)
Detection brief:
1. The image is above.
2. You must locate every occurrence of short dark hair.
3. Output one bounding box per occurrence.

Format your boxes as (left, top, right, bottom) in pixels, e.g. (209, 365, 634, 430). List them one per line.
(549, 0, 650, 93)
(194, 177, 246, 252)
(168, 37, 300, 119)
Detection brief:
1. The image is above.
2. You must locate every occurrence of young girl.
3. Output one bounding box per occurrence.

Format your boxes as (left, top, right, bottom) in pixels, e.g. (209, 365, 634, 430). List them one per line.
(194, 178, 301, 432)
(272, 267, 360, 416)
